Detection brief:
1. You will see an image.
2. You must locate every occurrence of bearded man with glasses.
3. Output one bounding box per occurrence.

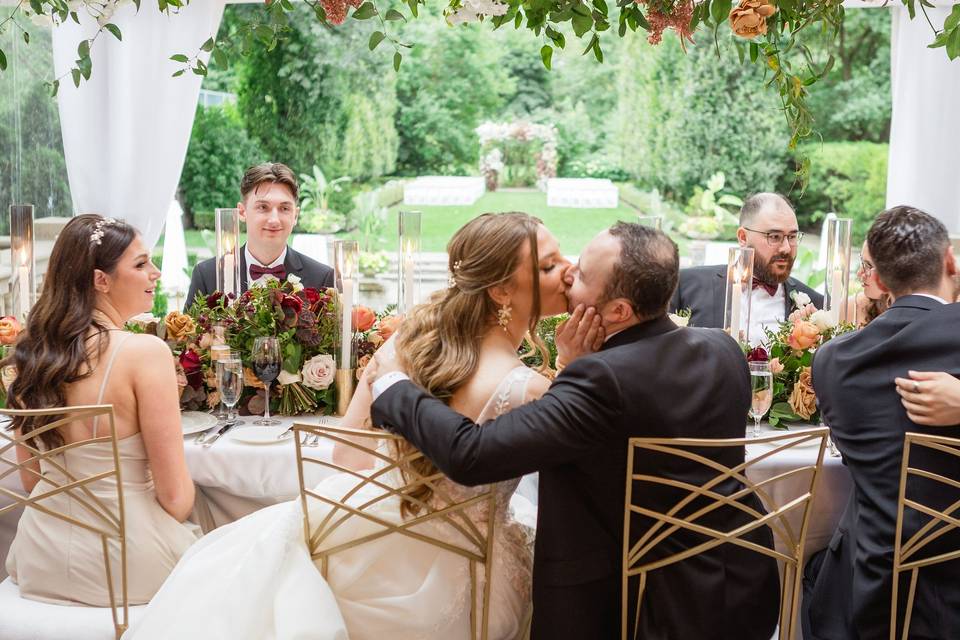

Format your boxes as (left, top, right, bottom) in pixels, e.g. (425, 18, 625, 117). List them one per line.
(669, 192, 823, 344)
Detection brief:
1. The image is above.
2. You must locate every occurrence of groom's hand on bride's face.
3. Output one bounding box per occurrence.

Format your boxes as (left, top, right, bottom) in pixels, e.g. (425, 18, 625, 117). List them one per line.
(555, 304, 604, 368)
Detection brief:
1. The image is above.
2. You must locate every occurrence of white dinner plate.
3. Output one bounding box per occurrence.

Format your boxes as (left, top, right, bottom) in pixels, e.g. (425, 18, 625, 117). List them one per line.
(181, 411, 219, 435)
(227, 425, 292, 445)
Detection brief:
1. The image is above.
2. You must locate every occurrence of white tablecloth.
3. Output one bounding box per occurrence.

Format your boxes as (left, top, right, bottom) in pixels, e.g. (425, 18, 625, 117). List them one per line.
(745, 425, 852, 556)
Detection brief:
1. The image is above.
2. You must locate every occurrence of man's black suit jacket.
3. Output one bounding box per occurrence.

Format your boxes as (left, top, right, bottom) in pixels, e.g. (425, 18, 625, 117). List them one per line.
(805, 297, 960, 640)
(371, 316, 780, 640)
(669, 264, 824, 330)
(183, 244, 334, 311)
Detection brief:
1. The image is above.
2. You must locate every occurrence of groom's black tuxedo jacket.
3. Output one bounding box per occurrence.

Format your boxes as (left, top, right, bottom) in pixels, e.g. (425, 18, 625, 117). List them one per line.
(669, 264, 824, 329)
(183, 244, 334, 311)
(805, 297, 960, 640)
(371, 316, 780, 640)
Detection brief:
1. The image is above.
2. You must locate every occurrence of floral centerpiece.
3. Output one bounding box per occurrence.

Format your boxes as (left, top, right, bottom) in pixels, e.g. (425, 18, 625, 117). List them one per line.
(750, 291, 854, 426)
(126, 277, 319, 416)
(0, 316, 23, 407)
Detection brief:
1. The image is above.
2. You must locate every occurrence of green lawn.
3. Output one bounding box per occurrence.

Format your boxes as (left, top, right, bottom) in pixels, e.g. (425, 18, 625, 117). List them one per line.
(168, 190, 643, 259)
(383, 190, 641, 254)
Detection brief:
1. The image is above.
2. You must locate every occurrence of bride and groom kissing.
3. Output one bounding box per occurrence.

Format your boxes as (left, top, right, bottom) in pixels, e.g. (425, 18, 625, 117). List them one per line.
(129, 213, 779, 640)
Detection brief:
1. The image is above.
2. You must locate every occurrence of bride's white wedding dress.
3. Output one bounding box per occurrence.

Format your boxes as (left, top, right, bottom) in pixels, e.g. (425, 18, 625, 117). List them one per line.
(126, 366, 540, 640)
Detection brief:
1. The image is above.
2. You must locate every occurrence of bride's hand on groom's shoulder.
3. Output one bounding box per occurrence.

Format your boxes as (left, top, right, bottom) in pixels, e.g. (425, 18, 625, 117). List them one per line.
(555, 305, 604, 371)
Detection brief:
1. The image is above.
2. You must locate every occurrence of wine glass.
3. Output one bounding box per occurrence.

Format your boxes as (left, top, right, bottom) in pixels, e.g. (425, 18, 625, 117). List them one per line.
(251, 336, 281, 426)
(210, 343, 231, 419)
(216, 357, 245, 425)
(748, 361, 773, 438)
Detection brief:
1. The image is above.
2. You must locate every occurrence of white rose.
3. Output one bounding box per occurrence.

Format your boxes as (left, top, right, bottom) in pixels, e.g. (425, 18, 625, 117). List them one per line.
(668, 313, 689, 327)
(1, 365, 17, 391)
(277, 369, 302, 386)
(301, 354, 336, 390)
(286, 274, 304, 293)
(808, 309, 835, 332)
(791, 291, 811, 308)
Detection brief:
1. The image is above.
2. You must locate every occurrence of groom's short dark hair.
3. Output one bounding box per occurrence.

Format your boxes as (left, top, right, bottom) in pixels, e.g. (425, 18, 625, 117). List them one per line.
(604, 222, 679, 318)
(867, 205, 948, 297)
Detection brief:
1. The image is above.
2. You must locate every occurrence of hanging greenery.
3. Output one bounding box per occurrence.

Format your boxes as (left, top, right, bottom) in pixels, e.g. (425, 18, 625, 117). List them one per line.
(1, 0, 958, 168)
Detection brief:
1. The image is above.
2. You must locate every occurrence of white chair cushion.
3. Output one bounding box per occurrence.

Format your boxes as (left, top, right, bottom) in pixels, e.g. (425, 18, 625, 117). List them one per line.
(0, 577, 147, 640)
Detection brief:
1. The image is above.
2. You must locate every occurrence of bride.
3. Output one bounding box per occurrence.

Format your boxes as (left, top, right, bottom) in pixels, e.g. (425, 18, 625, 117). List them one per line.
(127, 212, 583, 640)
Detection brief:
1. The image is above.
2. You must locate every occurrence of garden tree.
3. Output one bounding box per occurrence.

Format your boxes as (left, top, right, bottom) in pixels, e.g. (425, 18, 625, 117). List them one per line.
(179, 104, 263, 228)
(806, 10, 892, 143)
(394, 12, 514, 175)
(0, 25, 71, 232)
(498, 30, 553, 118)
(236, 4, 398, 180)
(616, 35, 788, 200)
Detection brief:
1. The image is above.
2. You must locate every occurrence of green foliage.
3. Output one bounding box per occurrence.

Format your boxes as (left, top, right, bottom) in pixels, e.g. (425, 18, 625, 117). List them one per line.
(236, 5, 398, 181)
(616, 36, 790, 201)
(180, 103, 262, 228)
(394, 17, 514, 175)
(795, 141, 888, 243)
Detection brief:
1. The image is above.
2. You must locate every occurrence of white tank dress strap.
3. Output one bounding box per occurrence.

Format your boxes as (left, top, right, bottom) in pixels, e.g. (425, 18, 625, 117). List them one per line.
(92, 331, 133, 438)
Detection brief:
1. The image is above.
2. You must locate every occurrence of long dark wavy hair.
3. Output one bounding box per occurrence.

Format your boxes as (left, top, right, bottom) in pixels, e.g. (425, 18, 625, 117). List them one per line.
(5, 215, 137, 450)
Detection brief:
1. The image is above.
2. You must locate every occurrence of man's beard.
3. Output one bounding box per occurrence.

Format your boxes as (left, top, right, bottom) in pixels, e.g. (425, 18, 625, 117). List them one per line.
(754, 252, 795, 285)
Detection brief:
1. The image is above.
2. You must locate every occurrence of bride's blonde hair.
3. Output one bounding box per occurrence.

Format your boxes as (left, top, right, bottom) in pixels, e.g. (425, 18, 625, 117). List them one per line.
(394, 212, 551, 516)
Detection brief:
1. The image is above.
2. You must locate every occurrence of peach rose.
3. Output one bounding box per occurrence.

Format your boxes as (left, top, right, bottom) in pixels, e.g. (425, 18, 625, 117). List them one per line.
(243, 367, 266, 390)
(787, 320, 820, 351)
(352, 306, 376, 333)
(377, 315, 401, 341)
(729, 0, 776, 39)
(301, 354, 336, 390)
(788, 366, 817, 420)
(164, 312, 196, 343)
(769, 357, 784, 375)
(0, 316, 21, 345)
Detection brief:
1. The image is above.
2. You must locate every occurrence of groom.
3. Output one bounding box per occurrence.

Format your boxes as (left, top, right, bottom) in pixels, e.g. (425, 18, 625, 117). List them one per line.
(184, 162, 334, 309)
(369, 223, 780, 639)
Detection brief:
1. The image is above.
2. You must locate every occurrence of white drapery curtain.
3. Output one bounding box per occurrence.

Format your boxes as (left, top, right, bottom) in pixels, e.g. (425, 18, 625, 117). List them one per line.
(886, 4, 960, 232)
(51, 1, 225, 249)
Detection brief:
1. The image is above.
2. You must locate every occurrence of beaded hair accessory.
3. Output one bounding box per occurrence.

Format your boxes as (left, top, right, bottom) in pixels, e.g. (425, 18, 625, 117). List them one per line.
(90, 217, 118, 245)
(448, 260, 462, 289)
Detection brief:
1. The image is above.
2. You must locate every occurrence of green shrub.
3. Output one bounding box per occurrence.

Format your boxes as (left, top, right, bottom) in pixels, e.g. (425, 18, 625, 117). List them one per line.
(795, 141, 888, 243)
(180, 104, 262, 227)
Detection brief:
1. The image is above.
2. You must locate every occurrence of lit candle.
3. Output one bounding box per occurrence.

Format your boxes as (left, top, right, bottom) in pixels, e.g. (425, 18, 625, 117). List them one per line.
(340, 277, 354, 369)
(730, 266, 742, 342)
(17, 266, 29, 321)
(223, 252, 236, 296)
(402, 250, 415, 312)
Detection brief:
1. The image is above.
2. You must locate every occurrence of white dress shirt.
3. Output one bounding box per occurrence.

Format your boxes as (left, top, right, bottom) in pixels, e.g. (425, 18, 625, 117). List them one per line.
(245, 245, 287, 285)
(747, 284, 786, 347)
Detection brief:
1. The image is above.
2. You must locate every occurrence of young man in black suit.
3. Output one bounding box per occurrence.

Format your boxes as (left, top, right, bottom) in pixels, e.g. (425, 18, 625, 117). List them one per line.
(368, 223, 780, 639)
(670, 192, 822, 343)
(184, 162, 334, 309)
(804, 206, 960, 640)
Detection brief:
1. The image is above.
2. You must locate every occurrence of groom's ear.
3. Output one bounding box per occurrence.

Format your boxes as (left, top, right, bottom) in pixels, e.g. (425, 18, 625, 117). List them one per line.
(602, 298, 635, 324)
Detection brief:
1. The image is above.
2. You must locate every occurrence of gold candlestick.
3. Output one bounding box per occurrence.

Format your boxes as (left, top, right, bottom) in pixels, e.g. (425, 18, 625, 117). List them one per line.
(336, 368, 355, 416)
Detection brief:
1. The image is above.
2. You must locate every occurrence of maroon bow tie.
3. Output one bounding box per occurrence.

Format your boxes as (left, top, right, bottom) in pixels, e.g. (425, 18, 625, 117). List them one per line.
(752, 278, 779, 297)
(250, 264, 286, 281)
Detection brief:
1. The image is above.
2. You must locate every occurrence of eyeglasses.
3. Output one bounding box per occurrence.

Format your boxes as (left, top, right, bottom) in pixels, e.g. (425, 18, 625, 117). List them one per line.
(858, 254, 875, 278)
(743, 228, 804, 247)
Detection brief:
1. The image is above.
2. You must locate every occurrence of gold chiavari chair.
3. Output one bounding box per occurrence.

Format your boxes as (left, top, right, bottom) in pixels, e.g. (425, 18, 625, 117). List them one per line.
(293, 421, 497, 640)
(622, 427, 830, 640)
(890, 432, 960, 640)
(0, 405, 128, 640)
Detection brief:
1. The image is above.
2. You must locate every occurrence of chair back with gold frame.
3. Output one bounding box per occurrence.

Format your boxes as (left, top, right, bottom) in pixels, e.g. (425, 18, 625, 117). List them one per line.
(293, 422, 497, 640)
(622, 427, 829, 640)
(890, 431, 960, 640)
(0, 405, 128, 640)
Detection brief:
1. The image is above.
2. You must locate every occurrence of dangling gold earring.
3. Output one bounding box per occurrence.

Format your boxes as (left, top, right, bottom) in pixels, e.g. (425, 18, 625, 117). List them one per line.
(497, 303, 512, 331)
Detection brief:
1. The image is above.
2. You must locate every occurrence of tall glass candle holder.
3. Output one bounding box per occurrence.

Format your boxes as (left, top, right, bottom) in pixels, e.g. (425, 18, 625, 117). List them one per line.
(335, 240, 359, 415)
(215, 208, 242, 300)
(823, 217, 853, 325)
(636, 215, 663, 231)
(398, 211, 422, 315)
(9, 205, 35, 323)
(723, 247, 754, 344)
